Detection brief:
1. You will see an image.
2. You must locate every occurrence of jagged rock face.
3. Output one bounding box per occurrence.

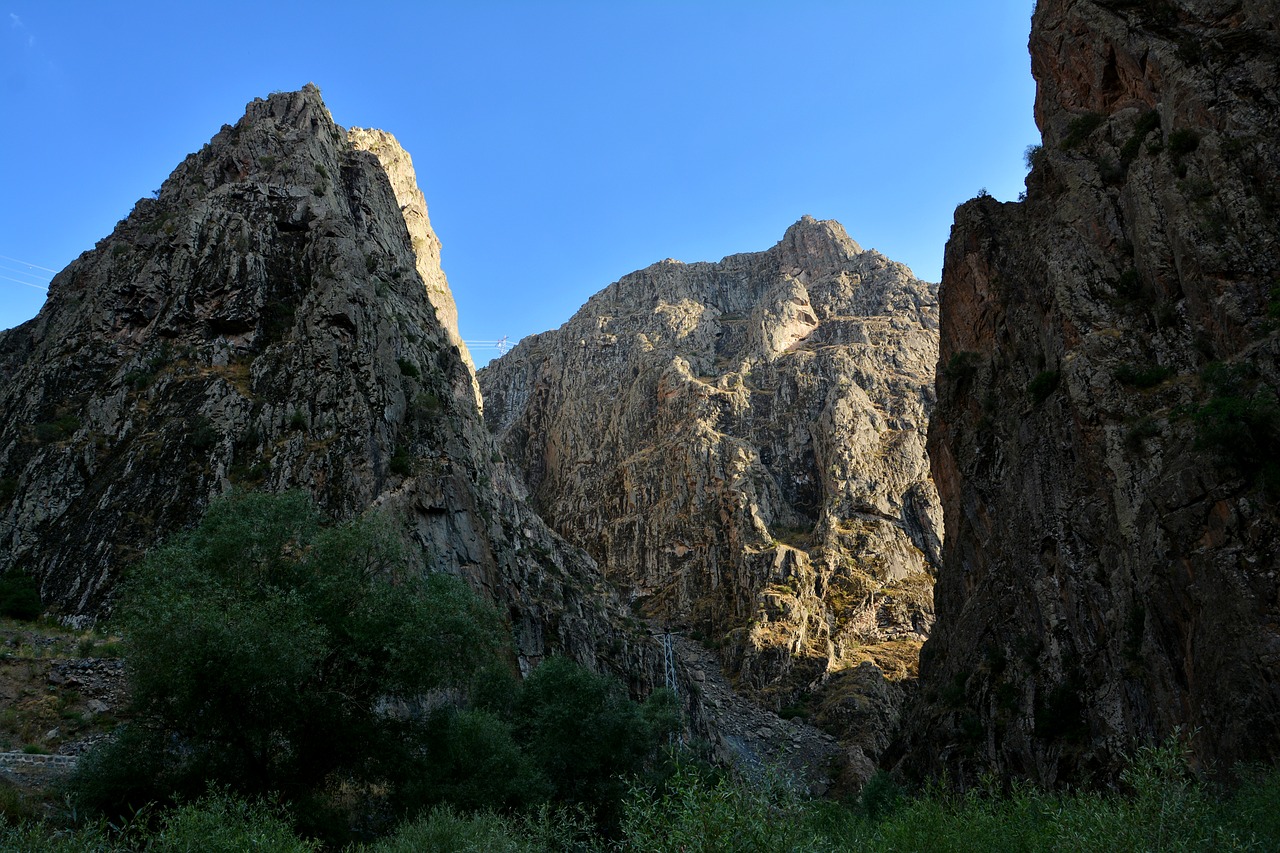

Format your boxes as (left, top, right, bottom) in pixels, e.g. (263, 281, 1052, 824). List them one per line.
(0, 86, 647, 686)
(345, 127, 474, 376)
(903, 0, 1280, 785)
(480, 218, 942, 731)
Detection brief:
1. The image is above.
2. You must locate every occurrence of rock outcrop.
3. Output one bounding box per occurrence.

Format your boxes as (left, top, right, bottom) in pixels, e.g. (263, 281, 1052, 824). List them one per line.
(479, 217, 941, 767)
(902, 0, 1280, 785)
(0, 86, 646, 686)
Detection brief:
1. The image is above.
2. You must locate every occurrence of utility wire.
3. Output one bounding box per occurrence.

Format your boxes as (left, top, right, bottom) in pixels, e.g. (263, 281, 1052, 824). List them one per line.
(0, 264, 51, 283)
(0, 273, 47, 290)
(0, 254, 57, 273)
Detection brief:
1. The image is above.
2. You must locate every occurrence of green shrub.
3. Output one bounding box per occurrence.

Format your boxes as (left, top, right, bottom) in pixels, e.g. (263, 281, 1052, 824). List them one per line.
(1028, 370, 1061, 404)
(68, 491, 509, 838)
(1023, 143, 1044, 171)
(1063, 112, 1105, 148)
(1120, 109, 1161, 163)
(620, 764, 820, 853)
(1115, 268, 1141, 300)
(1125, 417, 1161, 451)
(0, 572, 41, 621)
(33, 415, 80, 444)
(1193, 362, 1280, 488)
(516, 657, 678, 828)
(146, 790, 319, 853)
(1168, 128, 1200, 157)
(397, 358, 421, 378)
(389, 446, 413, 476)
(0, 477, 16, 505)
(1113, 363, 1173, 388)
(942, 351, 980, 384)
(369, 806, 534, 853)
(187, 415, 218, 451)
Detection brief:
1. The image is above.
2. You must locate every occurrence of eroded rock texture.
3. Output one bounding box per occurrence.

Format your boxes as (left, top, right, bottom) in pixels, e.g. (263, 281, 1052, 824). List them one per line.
(480, 217, 941, 763)
(903, 0, 1280, 785)
(0, 86, 644, 685)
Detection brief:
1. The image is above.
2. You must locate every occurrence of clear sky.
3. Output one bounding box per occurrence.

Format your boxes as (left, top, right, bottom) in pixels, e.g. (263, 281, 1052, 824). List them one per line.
(2, 1, 1039, 366)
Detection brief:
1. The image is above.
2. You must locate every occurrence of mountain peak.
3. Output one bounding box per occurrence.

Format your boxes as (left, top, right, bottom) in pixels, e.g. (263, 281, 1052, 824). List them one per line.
(778, 215, 862, 270)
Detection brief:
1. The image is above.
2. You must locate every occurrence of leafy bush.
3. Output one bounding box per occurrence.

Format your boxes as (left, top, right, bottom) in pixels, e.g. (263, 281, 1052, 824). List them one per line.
(389, 447, 414, 476)
(0, 572, 41, 621)
(1027, 370, 1061, 404)
(1120, 109, 1161, 163)
(397, 358, 421, 378)
(186, 415, 218, 451)
(1168, 128, 1200, 157)
(942, 351, 980, 385)
(620, 764, 822, 853)
(516, 657, 678, 828)
(69, 491, 509, 834)
(33, 415, 80, 444)
(146, 790, 320, 853)
(1193, 362, 1280, 488)
(1023, 144, 1044, 171)
(1063, 112, 1105, 148)
(1114, 363, 1173, 388)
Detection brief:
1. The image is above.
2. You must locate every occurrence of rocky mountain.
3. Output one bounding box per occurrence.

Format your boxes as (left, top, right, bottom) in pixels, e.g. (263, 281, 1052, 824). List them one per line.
(479, 217, 941, 769)
(901, 0, 1280, 784)
(0, 85, 643, 684)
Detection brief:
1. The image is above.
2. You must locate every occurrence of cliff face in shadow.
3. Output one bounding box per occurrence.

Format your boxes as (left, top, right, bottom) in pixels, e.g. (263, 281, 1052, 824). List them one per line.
(902, 0, 1280, 785)
(0, 86, 651, 688)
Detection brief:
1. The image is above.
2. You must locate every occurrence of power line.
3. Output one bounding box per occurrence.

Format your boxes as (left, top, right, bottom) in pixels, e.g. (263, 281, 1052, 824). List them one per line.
(0, 254, 57, 274)
(0, 273, 47, 291)
(0, 263, 51, 283)
(464, 335, 513, 354)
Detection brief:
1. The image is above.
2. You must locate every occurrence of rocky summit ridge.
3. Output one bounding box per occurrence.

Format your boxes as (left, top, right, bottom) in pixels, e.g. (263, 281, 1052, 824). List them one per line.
(480, 215, 941, 776)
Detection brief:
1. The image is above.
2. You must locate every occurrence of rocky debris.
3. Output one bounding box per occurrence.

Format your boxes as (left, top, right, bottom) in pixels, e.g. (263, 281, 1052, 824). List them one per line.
(900, 0, 1280, 785)
(666, 631, 843, 794)
(480, 216, 941, 762)
(47, 659, 126, 714)
(0, 85, 658, 689)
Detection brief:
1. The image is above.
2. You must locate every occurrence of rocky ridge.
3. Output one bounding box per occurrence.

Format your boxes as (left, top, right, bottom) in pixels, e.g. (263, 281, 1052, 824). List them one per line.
(901, 0, 1280, 785)
(0, 85, 650, 688)
(480, 217, 941, 770)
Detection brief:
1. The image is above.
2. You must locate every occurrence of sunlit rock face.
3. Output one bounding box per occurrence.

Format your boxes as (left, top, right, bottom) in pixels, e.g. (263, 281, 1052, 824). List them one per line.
(900, 0, 1280, 786)
(0, 86, 650, 689)
(479, 216, 942, 769)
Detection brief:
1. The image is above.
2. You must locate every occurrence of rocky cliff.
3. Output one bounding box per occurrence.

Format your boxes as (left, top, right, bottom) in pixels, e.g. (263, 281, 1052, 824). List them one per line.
(0, 85, 643, 684)
(903, 0, 1280, 784)
(479, 218, 941, 768)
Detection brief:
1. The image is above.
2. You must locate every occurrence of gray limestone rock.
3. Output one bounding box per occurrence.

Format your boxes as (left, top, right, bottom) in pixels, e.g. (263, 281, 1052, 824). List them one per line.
(479, 216, 942, 766)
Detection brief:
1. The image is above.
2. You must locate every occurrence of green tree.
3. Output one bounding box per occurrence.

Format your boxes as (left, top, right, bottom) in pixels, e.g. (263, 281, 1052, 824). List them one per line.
(71, 491, 509, 831)
(515, 656, 678, 827)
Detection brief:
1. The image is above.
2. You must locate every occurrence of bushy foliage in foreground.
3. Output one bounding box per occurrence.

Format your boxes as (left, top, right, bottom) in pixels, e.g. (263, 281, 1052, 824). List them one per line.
(6, 741, 1280, 850)
(61, 491, 675, 843)
(67, 491, 509, 831)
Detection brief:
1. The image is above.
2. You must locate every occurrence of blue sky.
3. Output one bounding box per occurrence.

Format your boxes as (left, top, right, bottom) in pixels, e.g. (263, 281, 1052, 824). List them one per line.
(1, 1, 1038, 366)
